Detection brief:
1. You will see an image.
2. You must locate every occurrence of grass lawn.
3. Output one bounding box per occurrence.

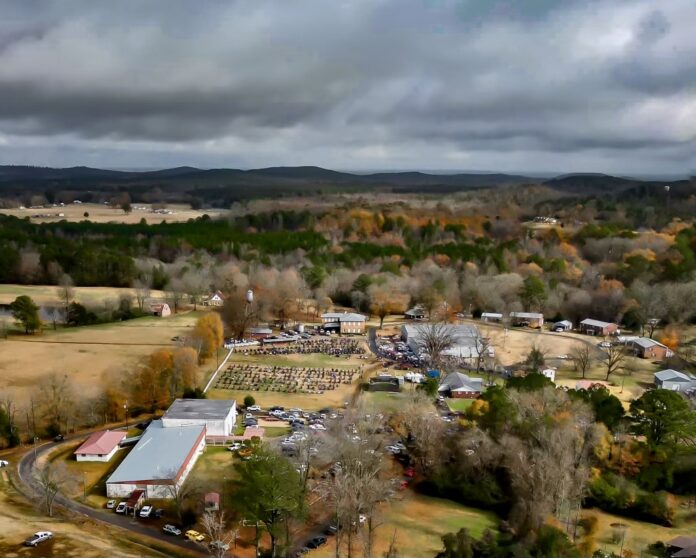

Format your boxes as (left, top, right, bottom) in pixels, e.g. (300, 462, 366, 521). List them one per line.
(229, 352, 366, 369)
(585, 506, 696, 556)
(208, 386, 358, 411)
(311, 492, 497, 558)
(360, 390, 411, 413)
(446, 398, 475, 413)
(263, 426, 291, 438)
(49, 440, 131, 508)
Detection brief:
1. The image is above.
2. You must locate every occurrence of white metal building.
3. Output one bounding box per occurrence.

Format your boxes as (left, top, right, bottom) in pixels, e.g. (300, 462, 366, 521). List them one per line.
(161, 398, 237, 437)
(106, 420, 206, 499)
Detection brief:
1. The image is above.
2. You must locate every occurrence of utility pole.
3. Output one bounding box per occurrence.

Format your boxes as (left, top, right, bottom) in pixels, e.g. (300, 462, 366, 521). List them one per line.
(124, 401, 129, 431)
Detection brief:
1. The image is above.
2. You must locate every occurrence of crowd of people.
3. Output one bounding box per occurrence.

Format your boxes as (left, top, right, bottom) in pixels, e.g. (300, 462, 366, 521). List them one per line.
(215, 364, 361, 394)
(241, 337, 365, 357)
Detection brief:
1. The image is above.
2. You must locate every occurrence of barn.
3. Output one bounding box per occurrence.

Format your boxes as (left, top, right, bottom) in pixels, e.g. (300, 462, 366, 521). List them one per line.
(106, 420, 205, 499)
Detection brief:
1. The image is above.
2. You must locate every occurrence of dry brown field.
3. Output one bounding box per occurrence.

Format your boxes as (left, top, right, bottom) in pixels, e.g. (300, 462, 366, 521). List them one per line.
(0, 284, 167, 307)
(0, 469, 162, 558)
(0, 312, 202, 403)
(0, 202, 227, 224)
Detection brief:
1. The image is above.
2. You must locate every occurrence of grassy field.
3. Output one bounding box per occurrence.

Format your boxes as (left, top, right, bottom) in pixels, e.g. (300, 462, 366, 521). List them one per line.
(206, 349, 370, 410)
(310, 492, 497, 558)
(447, 398, 475, 413)
(0, 311, 202, 402)
(0, 283, 167, 307)
(0, 202, 227, 224)
(49, 440, 130, 507)
(585, 506, 696, 556)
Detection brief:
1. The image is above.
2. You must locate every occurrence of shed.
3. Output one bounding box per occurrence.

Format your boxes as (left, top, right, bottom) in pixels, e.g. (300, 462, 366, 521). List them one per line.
(204, 492, 220, 512)
(654, 369, 696, 392)
(74, 430, 126, 462)
(552, 320, 573, 332)
(509, 312, 544, 328)
(481, 312, 503, 322)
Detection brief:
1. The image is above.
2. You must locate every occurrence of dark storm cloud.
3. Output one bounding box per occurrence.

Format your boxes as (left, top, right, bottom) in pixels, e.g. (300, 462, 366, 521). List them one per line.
(0, 0, 694, 173)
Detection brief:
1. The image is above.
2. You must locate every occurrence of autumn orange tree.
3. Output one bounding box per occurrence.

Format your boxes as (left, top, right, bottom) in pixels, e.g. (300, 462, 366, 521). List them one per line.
(192, 312, 224, 361)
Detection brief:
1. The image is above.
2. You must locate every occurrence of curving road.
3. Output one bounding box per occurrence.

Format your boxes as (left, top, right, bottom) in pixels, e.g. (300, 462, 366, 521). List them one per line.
(14, 435, 204, 557)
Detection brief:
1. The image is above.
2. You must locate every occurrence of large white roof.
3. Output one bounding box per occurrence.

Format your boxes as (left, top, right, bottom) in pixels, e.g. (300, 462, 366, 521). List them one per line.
(106, 420, 204, 484)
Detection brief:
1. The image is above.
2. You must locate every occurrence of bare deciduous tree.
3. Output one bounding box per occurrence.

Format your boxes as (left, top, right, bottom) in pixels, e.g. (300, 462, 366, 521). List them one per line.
(57, 274, 75, 316)
(201, 511, 238, 558)
(414, 322, 455, 370)
(602, 344, 626, 381)
(163, 473, 199, 524)
(571, 344, 594, 379)
(133, 278, 151, 312)
(36, 461, 76, 517)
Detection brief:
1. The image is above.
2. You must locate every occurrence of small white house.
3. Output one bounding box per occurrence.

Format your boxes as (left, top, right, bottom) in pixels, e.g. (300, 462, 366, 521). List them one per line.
(74, 430, 126, 462)
(541, 368, 556, 383)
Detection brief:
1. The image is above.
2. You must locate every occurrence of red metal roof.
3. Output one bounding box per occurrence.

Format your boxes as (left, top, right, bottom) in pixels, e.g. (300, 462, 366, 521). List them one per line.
(74, 430, 126, 456)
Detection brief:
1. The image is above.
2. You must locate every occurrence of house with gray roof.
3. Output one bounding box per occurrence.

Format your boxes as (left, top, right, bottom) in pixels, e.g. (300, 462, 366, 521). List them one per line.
(628, 337, 674, 360)
(654, 369, 696, 392)
(106, 420, 206, 499)
(321, 312, 366, 334)
(579, 319, 618, 336)
(438, 372, 484, 399)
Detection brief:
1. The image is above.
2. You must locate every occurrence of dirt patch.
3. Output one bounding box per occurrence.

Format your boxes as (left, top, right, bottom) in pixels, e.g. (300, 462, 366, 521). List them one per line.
(0, 475, 162, 558)
(0, 203, 227, 225)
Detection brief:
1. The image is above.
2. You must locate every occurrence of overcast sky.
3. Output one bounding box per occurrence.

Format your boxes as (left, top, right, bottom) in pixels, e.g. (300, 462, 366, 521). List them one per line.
(0, 0, 694, 175)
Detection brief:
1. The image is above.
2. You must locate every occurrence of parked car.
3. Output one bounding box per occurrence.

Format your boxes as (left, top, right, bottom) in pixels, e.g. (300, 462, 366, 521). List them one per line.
(24, 531, 53, 547)
(0, 460, 9, 467)
(306, 535, 327, 549)
(139, 505, 153, 518)
(53, 434, 64, 442)
(115, 502, 127, 513)
(163, 524, 182, 536)
(325, 524, 338, 535)
(154, 508, 163, 518)
(243, 418, 258, 427)
(106, 500, 116, 509)
(210, 541, 230, 551)
(228, 442, 243, 452)
(185, 530, 206, 542)
(247, 405, 262, 412)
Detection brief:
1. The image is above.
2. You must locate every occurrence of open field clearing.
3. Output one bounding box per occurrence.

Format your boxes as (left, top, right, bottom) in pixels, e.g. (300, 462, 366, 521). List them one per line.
(0, 284, 167, 307)
(0, 202, 227, 224)
(0, 312, 201, 402)
(309, 492, 497, 558)
(0, 470, 162, 558)
(583, 506, 696, 556)
(206, 344, 373, 410)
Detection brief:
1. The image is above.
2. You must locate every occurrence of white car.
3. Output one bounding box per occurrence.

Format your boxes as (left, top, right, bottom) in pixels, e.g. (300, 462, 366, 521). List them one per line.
(115, 502, 127, 514)
(309, 423, 326, 431)
(163, 524, 182, 536)
(106, 500, 116, 509)
(24, 531, 53, 547)
(139, 505, 153, 518)
(247, 405, 262, 412)
(0, 460, 9, 467)
(228, 442, 243, 452)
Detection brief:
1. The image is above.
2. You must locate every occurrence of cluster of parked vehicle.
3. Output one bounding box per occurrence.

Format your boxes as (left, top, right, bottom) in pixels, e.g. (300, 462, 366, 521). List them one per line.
(106, 499, 163, 519)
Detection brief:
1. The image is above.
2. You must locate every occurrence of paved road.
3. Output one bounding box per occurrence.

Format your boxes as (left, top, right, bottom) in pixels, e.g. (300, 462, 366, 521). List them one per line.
(15, 435, 205, 557)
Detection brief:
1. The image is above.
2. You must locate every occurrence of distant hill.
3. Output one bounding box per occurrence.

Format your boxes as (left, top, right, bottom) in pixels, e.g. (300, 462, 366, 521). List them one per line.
(544, 173, 692, 198)
(0, 165, 690, 206)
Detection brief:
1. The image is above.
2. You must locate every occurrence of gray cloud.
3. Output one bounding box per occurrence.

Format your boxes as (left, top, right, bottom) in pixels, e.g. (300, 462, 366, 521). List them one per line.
(0, 0, 694, 174)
